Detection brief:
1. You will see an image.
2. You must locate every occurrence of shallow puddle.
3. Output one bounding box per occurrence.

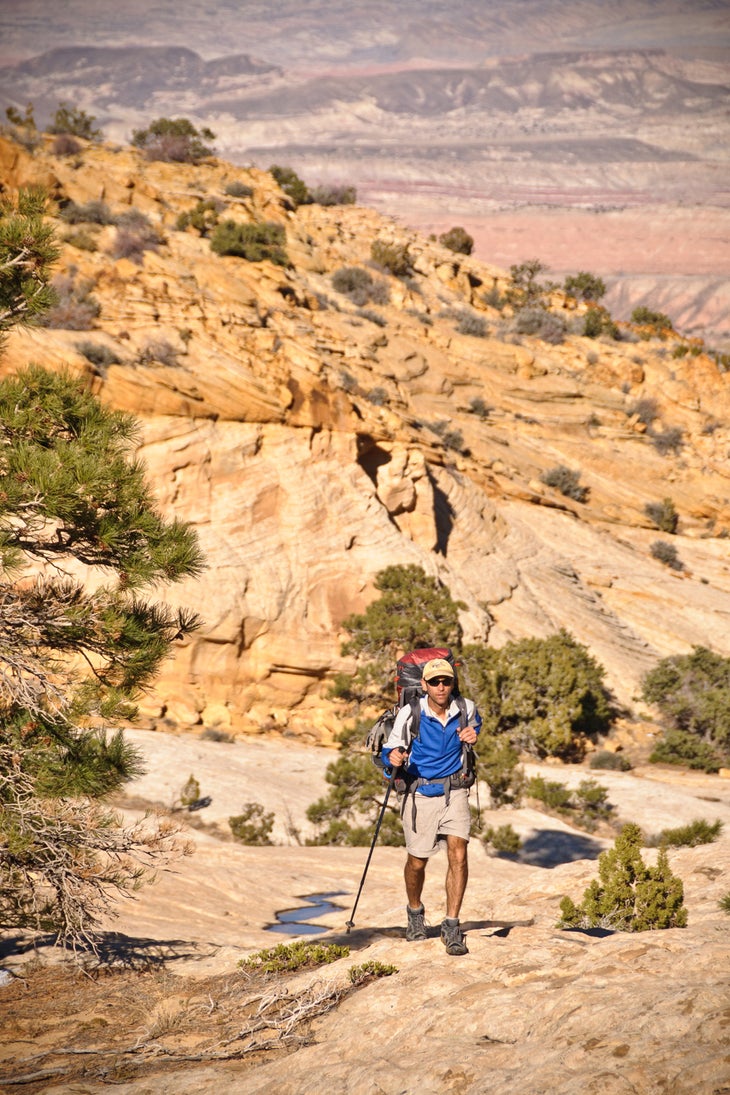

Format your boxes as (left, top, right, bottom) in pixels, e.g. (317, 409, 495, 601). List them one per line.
(267, 891, 348, 935)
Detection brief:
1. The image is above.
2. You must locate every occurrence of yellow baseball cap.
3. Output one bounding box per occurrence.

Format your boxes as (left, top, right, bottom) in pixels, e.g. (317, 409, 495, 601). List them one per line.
(422, 658, 454, 681)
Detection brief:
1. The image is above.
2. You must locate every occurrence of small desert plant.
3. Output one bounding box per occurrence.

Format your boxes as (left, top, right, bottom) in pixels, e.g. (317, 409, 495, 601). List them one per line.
(644, 498, 678, 533)
(41, 271, 100, 330)
(456, 310, 487, 337)
(109, 210, 161, 263)
(47, 101, 100, 140)
(506, 259, 553, 308)
(439, 226, 474, 255)
(558, 823, 687, 931)
(224, 180, 254, 198)
(371, 239, 413, 277)
(138, 338, 179, 368)
(52, 133, 82, 156)
(179, 774, 201, 808)
(513, 306, 566, 344)
(200, 727, 234, 743)
(649, 728, 721, 772)
(526, 775, 612, 830)
(719, 892, 730, 915)
(132, 117, 215, 163)
(176, 198, 224, 236)
(650, 540, 683, 570)
(589, 750, 632, 771)
(481, 823, 522, 855)
(229, 802, 275, 845)
(348, 960, 398, 984)
(564, 271, 606, 302)
(631, 306, 673, 334)
(647, 818, 723, 848)
(429, 419, 466, 453)
(468, 397, 492, 419)
(75, 340, 121, 370)
(332, 266, 375, 305)
(482, 284, 505, 310)
(629, 397, 660, 427)
(210, 220, 288, 265)
(63, 230, 98, 252)
(366, 386, 389, 404)
(269, 164, 311, 207)
(239, 940, 349, 974)
(310, 184, 356, 206)
(541, 465, 589, 503)
(60, 199, 117, 226)
(650, 426, 684, 456)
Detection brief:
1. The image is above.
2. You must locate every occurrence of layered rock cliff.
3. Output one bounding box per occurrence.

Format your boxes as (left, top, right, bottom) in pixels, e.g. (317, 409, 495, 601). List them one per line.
(2, 133, 729, 740)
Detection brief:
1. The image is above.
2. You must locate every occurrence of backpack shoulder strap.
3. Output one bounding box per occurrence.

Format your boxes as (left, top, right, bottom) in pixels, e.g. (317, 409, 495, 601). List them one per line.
(456, 695, 468, 728)
(408, 698, 421, 742)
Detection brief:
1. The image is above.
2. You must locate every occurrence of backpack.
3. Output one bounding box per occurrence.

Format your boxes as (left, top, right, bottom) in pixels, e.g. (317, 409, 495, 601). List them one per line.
(365, 647, 474, 789)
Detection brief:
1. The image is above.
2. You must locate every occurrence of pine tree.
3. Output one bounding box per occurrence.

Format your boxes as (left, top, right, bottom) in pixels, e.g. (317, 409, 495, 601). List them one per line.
(0, 192, 205, 950)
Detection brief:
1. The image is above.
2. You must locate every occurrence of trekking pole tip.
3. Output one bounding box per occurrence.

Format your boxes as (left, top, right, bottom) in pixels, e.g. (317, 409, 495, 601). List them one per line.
(345, 920, 354, 933)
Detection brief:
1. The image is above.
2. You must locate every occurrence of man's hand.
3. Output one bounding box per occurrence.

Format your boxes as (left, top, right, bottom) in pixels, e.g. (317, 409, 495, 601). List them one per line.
(458, 724, 478, 746)
(388, 747, 408, 768)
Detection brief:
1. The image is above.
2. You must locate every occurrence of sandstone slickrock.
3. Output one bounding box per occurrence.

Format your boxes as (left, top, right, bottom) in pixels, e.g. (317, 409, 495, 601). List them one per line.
(1, 134, 730, 742)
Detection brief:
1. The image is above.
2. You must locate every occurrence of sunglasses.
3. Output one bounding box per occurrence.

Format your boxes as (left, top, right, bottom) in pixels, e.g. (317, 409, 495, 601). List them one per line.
(426, 677, 453, 686)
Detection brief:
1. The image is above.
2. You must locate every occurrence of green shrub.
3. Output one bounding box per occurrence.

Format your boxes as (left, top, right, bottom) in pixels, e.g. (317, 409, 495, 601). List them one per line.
(644, 498, 678, 533)
(558, 823, 687, 931)
(239, 940, 349, 973)
(719, 893, 730, 915)
(224, 180, 254, 198)
(644, 648, 730, 747)
(269, 164, 310, 207)
(506, 259, 552, 308)
(526, 775, 612, 831)
(439, 226, 474, 255)
(179, 774, 201, 807)
(589, 750, 632, 771)
(650, 540, 683, 570)
(564, 271, 606, 302)
(481, 823, 522, 855)
(229, 802, 275, 845)
(465, 631, 614, 760)
(649, 728, 721, 772)
(48, 101, 100, 140)
(210, 219, 288, 265)
(132, 118, 215, 163)
(176, 198, 223, 236)
(647, 818, 723, 848)
(348, 960, 397, 984)
(371, 239, 413, 277)
(541, 464, 589, 503)
(475, 734, 523, 806)
(63, 230, 98, 252)
(631, 306, 673, 334)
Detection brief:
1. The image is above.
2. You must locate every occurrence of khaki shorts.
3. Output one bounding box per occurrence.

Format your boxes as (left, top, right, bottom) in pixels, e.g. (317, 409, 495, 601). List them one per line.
(401, 788, 471, 858)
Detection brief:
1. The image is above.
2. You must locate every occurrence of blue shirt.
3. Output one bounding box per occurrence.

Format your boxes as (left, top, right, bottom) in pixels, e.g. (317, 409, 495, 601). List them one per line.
(382, 695, 481, 796)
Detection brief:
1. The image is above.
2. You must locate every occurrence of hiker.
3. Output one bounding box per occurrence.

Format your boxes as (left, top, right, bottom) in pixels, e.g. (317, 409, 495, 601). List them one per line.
(382, 657, 481, 956)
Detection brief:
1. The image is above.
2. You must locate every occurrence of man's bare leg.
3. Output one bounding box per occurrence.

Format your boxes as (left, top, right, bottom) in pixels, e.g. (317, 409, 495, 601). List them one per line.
(445, 835, 469, 919)
(404, 853, 428, 908)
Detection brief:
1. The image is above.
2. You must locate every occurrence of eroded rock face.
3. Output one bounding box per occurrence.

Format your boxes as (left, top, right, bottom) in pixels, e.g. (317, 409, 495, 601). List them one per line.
(2, 135, 730, 738)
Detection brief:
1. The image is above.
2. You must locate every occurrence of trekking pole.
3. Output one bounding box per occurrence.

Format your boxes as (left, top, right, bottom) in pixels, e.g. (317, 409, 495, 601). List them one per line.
(346, 767, 398, 933)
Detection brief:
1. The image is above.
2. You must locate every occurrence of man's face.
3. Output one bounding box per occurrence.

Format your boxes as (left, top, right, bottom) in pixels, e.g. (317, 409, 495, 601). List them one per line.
(424, 674, 454, 703)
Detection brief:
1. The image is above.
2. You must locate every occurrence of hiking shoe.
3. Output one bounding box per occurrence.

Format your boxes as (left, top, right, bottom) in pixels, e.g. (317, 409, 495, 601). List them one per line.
(406, 904, 427, 941)
(441, 917, 468, 956)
